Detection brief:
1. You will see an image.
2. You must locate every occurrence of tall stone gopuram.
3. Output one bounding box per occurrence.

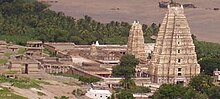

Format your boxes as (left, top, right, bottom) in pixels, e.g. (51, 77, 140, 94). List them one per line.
(149, 3, 200, 85)
(127, 21, 147, 62)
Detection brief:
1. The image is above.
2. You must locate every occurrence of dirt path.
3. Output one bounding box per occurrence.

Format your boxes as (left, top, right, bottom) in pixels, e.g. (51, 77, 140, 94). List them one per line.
(0, 80, 81, 99)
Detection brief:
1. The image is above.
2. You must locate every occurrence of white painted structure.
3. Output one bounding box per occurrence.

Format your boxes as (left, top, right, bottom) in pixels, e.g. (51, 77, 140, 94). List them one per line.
(213, 69, 220, 81)
(133, 93, 153, 98)
(85, 88, 112, 99)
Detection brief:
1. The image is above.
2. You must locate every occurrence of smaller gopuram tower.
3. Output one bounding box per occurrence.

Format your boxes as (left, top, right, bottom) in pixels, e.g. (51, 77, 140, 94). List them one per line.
(127, 21, 147, 61)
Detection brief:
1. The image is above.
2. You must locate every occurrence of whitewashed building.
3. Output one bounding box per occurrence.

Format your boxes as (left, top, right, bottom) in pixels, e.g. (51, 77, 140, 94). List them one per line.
(85, 88, 112, 99)
(213, 68, 220, 82)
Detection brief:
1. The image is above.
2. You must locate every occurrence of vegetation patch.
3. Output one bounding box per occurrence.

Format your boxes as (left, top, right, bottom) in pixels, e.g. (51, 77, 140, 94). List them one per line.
(13, 80, 41, 89)
(35, 80, 51, 85)
(126, 86, 151, 94)
(43, 48, 56, 57)
(193, 40, 220, 75)
(17, 48, 26, 54)
(0, 76, 42, 89)
(195, 40, 220, 59)
(4, 52, 13, 57)
(116, 90, 135, 99)
(0, 0, 159, 45)
(72, 89, 85, 96)
(37, 91, 46, 96)
(0, 87, 27, 99)
(4, 70, 18, 74)
(54, 96, 69, 99)
(0, 59, 7, 65)
(112, 54, 139, 78)
(199, 58, 220, 75)
(78, 76, 100, 84)
(52, 73, 100, 84)
(153, 74, 220, 99)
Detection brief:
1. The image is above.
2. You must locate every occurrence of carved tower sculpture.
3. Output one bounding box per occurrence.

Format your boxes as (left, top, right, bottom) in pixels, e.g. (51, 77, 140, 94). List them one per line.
(149, 3, 200, 84)
(127, 21, 147, 61)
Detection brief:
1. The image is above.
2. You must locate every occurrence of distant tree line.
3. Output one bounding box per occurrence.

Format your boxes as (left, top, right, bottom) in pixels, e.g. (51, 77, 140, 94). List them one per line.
(0, 0, 159, 45)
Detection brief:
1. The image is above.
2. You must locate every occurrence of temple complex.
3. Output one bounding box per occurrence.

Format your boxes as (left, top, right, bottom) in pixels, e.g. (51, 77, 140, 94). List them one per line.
(0, 1, 209, 98)
(149, 3, 200, 85)
(0, 2, 201, 90)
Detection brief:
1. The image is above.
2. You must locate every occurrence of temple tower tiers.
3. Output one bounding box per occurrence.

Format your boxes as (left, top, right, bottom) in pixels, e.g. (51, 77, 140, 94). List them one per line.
(149, 4, 200, 85)
(127, 21, 147, 61)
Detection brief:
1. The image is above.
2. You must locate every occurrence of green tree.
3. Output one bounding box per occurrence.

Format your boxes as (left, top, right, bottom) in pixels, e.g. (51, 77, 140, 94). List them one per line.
(207, 86, 220, 99)
(120, 77, 136, 89)
(112, 54, 139, 78)
(189, 74, 214, 93)
(78, 76, 100, 84)
(195, 41, 220, 59)
(153, 84, 185, 99)
(117, 90, 134, 99)
(198, 58, 220, 75)
(112, 66, 135, 78)
(120, 54, 139, 67)
(0, 0, 159, 45)
(153, 84, 205, 99)
(72, 89, 84, 96)
(128, 86, 151, 94)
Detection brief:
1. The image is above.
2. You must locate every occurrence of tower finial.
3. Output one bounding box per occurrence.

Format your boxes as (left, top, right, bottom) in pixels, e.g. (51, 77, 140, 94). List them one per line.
(171, 0, 175, 4)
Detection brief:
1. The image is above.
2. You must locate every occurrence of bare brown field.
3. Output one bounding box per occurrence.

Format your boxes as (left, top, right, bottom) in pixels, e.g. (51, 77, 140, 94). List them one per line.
(49, 0, 220, 43)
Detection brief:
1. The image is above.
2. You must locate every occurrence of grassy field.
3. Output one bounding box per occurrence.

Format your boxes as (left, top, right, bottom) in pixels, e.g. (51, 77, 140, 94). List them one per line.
(0, 76, 47, 89)
(0, 87, 27, 99)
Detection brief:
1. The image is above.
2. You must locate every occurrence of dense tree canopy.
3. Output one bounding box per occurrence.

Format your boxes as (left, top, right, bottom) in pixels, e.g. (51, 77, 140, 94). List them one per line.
(119, 54, 139, 67)
(116, 90, 135, 99)
(207, 86, 220, 99)
(112, 66, 135, 78)
(120, 77, 136, 90)
(195, 41, 220, 59)
(189, 74, 214, 93)
(0, 0, 159, 45)
(152, 84, 206, 99)
(199, 58, 220, 75)
(194, 39, 220, 75)
(153, 74, 220, 99)
(194, 75, 220, 99)
(112, 54, 139, 78)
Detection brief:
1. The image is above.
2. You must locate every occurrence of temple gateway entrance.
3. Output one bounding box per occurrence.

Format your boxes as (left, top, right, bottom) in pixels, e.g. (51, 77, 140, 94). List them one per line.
(176, 81, 184, 85)
(24, 64, 28, 74)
